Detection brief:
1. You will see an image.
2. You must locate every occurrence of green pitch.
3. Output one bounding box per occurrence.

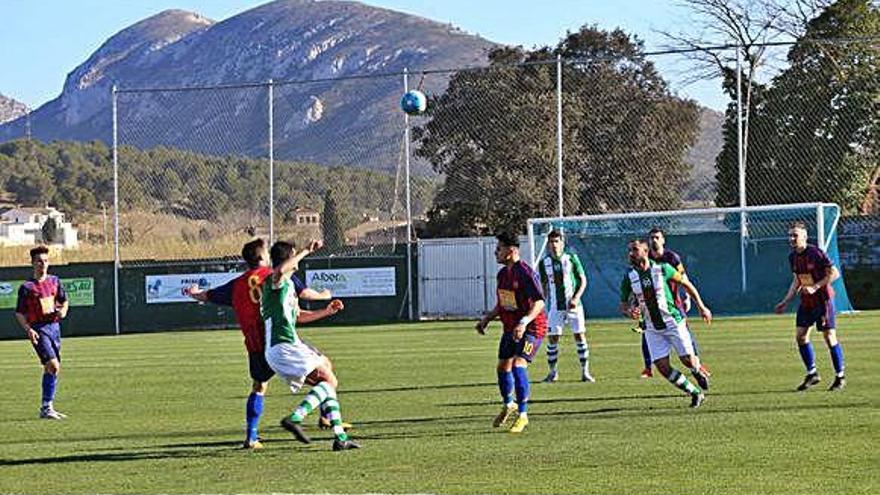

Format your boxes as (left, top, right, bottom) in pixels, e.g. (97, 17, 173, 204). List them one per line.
(1, 312, 878, 494)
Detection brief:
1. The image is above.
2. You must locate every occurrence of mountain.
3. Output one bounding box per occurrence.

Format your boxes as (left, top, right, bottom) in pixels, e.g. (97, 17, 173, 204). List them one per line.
(683, 107, 724, 203)
(0, 1, 495, 174)
(0, 93, 28, 125)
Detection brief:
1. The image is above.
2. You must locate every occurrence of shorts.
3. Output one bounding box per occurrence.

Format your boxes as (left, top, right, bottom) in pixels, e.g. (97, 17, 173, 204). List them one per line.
(498, 331, 542, 363)
(248, 351, 275, 383)
(547, 307, 586, 336)
(32, 323, 61, 364)
(796, 300, 837, 331)
(265, 340, 324, 393)
(644, 320, 695, 361)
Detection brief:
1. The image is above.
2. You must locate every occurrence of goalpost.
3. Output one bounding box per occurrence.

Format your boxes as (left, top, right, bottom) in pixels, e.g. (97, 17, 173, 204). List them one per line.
(527, 203, 853, 318)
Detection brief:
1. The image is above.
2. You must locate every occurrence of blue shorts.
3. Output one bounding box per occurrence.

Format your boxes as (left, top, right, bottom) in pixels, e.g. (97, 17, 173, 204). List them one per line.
(32, 323, 61, 364)
(796, 300, 837, 331)
(498, 331, 542, 362)
(248, 351, 275, 383)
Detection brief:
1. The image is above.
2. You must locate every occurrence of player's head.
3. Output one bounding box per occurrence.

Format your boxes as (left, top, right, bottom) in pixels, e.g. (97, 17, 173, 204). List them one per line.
(269, 241, 296, 269)
(547, 230, 564, 256)
(495, 232, 520, 264)
(29, 245, 50, 278)
(788, 221, 808, 249)
(241, 238, 268, 268)
(648, 227, 665, 252)
(627, 238, 649, 265)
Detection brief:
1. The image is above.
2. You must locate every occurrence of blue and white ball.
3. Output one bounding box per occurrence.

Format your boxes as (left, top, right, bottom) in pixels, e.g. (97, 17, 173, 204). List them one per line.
(400, 90, 427, 115)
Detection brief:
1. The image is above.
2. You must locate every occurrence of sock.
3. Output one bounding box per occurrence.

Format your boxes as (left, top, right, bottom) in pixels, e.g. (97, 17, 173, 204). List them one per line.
(688, 328, 701, 356)
(829, 343, 845, 377)
(667, 369, 700, 396)
(512, 366, 530, 414)
(546, 343, 559, 371)
(290, 381, 333, 422)
(245, 392, 264, 442)
(641, 333, 652, 369)
(497, 370, 514, 406)
(41, 373, 57, 408)
(576, 340, 589, 371)
(320, 396, 349, 442)
(798, 343, 817, 375)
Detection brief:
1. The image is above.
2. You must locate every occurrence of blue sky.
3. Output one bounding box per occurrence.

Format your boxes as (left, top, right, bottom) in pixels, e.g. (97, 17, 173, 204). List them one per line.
(0, 0, 727, 110)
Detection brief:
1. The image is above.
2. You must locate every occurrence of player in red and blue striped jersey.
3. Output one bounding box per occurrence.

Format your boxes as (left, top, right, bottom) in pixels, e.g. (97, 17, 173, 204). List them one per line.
(14, 245, 70, 420)
(476, 233, 547, 434)
(774, 221, 846, 391)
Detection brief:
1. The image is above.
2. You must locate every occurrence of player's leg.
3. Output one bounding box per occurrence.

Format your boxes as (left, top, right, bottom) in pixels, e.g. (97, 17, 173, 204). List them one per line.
(571, 308, 593, 382)
(639, 325, 653, 378)
(509, 333, 541, 433)
(686, 324, 711, 377)
(35, 328, 64, 419)
(795, 305, 821, 390)
(543, 312, 563, 382)
(311, 356, 353, 431)
(306, 364, 359, 450)
(648, 331, 703, 407)
(672, 323, 708, 391)
(243, 352, 273, 448)
(494, 333, 517, 427)
(818, 301, 845, 391)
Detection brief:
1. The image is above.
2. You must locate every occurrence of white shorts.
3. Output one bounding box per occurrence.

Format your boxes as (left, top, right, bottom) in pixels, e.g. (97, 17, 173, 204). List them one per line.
(547, 306, 586, 336)
(644, 321, 694, 361)
(265, 341, 324, 393)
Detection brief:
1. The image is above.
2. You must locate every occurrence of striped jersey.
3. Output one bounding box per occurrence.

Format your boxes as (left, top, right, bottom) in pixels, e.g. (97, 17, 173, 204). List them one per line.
(261, 276, 300, 347)
(620, 261, 684, 332)
(538, 251, 585, 311)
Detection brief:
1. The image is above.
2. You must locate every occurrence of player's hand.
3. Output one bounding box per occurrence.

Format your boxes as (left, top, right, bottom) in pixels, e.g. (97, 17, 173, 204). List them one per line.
(475, 318, 487, 335)
(629, 306, 642, 320)
(698, 305, 712, 325)
(184, 284, 200, 296)
(569, 300, 579, 310)
(513, 323, 526, 342)
(26, 328, 39, 345)
(800, 285, 819, 295)
(327, 299, 344, 314)
(56, 304, 68, 319)
(773, 301, 787, 314)
(307, 239, 323, 253)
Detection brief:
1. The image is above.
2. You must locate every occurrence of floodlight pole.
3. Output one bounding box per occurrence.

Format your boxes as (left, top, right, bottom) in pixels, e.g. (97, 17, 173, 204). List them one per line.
(268, 79, 275, 244)
(111, 85, 121, 335)
(736, 45, 748, 293)
(403, 68, 414, 321)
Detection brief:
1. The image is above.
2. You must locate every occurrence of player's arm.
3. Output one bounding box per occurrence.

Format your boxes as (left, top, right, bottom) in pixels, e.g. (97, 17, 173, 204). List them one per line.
(297, 300, 344, 324)
(272, 240, 322, 286)
(185, 278, 233, 305)
(801, 265, 839, 296)
(475, 305, 500, 334)
(668, 265, 711, 324)
(512, 269, 546, 340)
(14, 286, 39, 345)
(570, 254, 587, 309)
(55, 280, 69, 319)
(618, 275, 638, 319)
(299, 287, 332, 300)
(774, 273, 800, 313)
(514, 298, 545, 340)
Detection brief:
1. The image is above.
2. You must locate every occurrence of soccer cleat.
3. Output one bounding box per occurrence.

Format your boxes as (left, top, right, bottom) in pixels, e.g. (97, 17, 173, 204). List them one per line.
(828, 376, 846, 392)
(332, 438, 361, 451)
(700, 363, 712, 377)
(692, 370, 710, 391)
(492, 404, 517, 428)
(509, 414, 529, 433)
(639, 368, 653, 379)
(690, 392, 706, 409)
(242, 438, 264, 450)
(630, 326, 643, 334)
(796, 372, 821, 391)
(317, 416, 353, 432)
(39, 407, 66, 420)
(280, 417, 311, 444)
(542, 369, 559, 383)
(581, 371, 596, 383)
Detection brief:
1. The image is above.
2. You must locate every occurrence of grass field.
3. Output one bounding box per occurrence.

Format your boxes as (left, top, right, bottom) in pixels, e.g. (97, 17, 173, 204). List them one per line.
(1, 312, 878, 495)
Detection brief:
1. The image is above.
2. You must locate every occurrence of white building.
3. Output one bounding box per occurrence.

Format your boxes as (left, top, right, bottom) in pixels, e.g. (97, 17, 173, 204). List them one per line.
(0, 206, 78, 248)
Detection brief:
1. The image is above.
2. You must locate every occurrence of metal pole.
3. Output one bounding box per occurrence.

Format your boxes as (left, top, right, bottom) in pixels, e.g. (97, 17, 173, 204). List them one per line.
(268, 79, 275, 244)
(736, 46, 747, 293)
(111, 85, 121, 335)
(556, 54, 564, 217)
(403, 69, 414, 321)
(816, 204, 825, 252)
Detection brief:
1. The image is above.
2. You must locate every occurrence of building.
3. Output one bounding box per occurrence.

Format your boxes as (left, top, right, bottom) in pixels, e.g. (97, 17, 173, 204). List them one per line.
(0, 206, 78, 248)
(292, 208, 320, 226)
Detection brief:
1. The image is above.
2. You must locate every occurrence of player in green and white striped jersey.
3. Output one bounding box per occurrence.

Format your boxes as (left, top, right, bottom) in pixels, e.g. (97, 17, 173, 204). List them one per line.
(263, 240, 359, 451)
(619, 239, 712, 408)
(537, 231, 593, 383)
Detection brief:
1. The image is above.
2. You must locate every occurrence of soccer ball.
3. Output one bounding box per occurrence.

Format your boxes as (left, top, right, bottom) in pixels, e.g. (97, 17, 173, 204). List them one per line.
(400, 90, 427, 115)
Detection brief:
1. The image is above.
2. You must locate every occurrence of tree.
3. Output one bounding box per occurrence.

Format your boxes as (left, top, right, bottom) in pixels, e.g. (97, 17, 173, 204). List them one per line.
(416, 26, 700, 236)
(322, 189, 348, 249)
(41, 216, 63, 244)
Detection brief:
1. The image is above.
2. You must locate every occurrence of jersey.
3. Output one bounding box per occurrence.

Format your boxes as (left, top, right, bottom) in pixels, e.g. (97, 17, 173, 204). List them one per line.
(16, 275, 67, 327)
(495, 260, 548, 338)
(207, 267, 304, 353)
(789, 245, 834, 310)
(538, 251, 586, 311)
(261, 276, 301, 348)
(649, 249, 687, 310)
(620, 261, 684, 332)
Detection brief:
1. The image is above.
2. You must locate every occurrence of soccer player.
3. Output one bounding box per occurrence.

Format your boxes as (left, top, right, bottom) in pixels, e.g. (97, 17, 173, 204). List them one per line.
(619, 239, 711, 408)
(475, 233, 547, 433)
(774, 221, 846, 391)
(263, 240, 359, 451)
(186, 238, 341, 449)
(639, 227, 711, 379)
(14, 245, 69, 419)
(537, 230, 593, 383)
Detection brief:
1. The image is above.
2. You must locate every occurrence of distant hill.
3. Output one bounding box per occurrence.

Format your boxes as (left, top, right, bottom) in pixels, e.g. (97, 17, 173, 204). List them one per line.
(684, 107, 724, 203)
(0, 93, 28, 125)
